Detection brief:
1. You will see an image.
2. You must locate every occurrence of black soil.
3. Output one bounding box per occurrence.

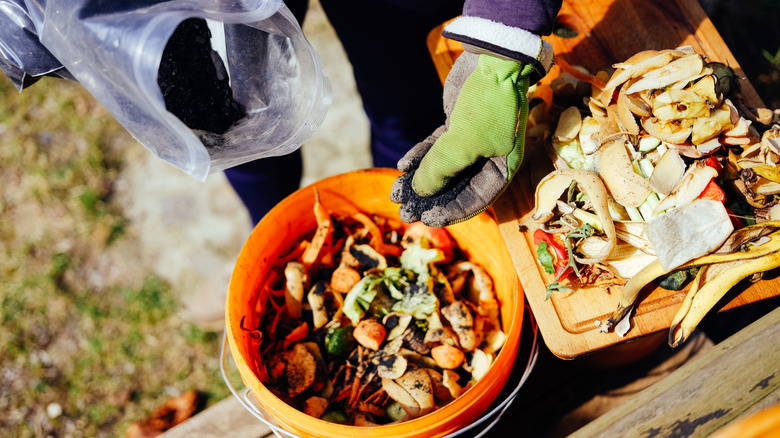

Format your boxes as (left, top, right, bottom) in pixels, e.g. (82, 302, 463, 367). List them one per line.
(157, 18, 245, 136)
(395, 155, 484, 220)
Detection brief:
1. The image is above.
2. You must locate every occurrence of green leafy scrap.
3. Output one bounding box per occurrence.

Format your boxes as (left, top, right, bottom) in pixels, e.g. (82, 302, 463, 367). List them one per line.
(380, 267, 413, 300)
(391, 282, 437, 319)
(343, 242, 443, 323)
(536, 242, 556, 274)
(543, 223, 596, 300)
(400, 243, 444, 278)
(342, 275, 380, 324)
(545, 281, 571, 300)
(560, 223, 595, 279)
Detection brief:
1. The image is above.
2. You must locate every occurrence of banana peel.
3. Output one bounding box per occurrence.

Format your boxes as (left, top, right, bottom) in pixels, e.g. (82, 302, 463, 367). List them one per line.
(668, 251, 780, 347)
(666, 259, 738, 342)
(600, 221, 780, 343)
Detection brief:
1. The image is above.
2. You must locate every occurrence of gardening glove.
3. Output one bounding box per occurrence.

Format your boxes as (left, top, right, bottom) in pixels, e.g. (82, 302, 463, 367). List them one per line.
(390, 51, 534, 227)
(390, 4, 560, 227)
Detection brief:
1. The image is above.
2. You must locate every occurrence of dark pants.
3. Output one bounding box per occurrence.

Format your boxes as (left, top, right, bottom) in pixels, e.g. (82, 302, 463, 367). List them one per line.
(224, 0, 464, 225)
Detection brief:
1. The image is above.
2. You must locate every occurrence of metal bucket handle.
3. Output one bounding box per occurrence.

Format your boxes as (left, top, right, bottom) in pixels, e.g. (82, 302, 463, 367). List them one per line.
(220, 304, 540, 438)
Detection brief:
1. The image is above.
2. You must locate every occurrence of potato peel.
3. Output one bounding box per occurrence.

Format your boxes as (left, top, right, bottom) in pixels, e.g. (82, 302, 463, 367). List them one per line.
(598, 138, 653, 207)
(554, 106, 583, 142)
(532, 168, 617, 264)
(625, 53, 705, 95)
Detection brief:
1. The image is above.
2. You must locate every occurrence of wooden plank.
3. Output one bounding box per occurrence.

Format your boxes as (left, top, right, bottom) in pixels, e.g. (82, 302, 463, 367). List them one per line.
(493, 0, 776, 359)
(569, 306, 780, 437)
(158, 396, 272, 438)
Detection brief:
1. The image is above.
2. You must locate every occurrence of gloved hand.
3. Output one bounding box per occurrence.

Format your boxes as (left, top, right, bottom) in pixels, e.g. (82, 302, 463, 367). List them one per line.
(390, 51, 534, 227)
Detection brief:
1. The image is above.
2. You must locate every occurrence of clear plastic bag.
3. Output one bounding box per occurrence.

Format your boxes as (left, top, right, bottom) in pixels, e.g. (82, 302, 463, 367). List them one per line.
(0, 0, 73, 89)
(5, 0, 331, 181)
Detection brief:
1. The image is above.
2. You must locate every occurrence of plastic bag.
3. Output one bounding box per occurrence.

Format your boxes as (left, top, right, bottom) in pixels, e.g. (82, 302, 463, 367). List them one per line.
(1, 0, 331, 181)
(0, 0, 74, 89)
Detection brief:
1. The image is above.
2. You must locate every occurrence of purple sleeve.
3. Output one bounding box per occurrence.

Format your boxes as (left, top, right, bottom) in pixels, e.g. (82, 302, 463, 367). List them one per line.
(441, 0, 562, 81)
(463, 0, 562, 36)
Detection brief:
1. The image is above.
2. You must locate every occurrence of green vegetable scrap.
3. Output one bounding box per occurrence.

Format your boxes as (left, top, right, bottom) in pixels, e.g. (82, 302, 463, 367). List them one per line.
(545, 282, 571, 300)
(657, 267, 700, 291)
(381, 267, 413, 300)
(544, 223, 596, 299)
(344, 242, 443, 323)
(400, 244, 444, 278)
(536, 242, 556, 275)
(320, 410, 349, 424)
(324, 325, 355, 357)
(342, 275, 380, 324)
(391, 282, 438, 319)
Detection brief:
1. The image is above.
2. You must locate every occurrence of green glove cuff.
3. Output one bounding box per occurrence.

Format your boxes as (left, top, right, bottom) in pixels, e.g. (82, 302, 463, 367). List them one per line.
(412, 55, 534, 197)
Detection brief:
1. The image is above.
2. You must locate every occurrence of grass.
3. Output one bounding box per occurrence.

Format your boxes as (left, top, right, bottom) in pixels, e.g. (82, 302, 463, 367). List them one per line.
(0, 76, 231, 437)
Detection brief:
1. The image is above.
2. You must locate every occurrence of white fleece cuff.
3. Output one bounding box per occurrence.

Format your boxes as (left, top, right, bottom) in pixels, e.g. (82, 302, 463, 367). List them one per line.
(443, 15, 554, 74)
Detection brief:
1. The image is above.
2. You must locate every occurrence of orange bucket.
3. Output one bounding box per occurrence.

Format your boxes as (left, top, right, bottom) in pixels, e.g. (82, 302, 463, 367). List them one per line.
(225, 168, 524, 438)
(426, 17, 464, 86)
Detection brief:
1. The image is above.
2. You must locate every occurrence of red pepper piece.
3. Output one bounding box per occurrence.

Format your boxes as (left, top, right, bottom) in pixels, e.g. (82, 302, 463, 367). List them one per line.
(698, 179, 726, 203)
(703, 156, 723, 174)
(724, 207, 746, 229)
(283, 322, 309, 349)
(533, 229, 571, 278)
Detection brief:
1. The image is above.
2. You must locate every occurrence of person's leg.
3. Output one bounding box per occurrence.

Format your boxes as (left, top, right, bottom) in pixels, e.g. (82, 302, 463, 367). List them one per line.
(223, 0, 309, 226)
(318, 0, 464, 168)
(223, 150, 303, 225)
(185, 0, 312, 331)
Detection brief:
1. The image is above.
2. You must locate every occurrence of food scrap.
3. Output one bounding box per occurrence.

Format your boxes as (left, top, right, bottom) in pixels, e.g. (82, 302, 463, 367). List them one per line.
(526, 46, 780, 345)
(244, 194, 505, 425)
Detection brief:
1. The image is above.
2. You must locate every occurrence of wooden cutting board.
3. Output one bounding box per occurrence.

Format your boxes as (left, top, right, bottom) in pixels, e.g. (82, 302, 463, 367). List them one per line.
(493, 0, 771, 359)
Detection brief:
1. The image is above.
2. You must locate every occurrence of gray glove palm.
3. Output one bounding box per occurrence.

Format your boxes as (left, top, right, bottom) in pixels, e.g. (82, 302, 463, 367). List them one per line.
(390, 51, 533, 227)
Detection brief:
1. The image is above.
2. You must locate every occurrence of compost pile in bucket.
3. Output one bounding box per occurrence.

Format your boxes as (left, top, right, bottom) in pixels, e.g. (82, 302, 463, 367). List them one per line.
(242, 190, 506, 426)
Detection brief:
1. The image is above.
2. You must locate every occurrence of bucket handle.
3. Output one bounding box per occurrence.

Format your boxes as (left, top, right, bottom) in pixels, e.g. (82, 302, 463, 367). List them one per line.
(449, 304, 540, 438)
(220, 305, 540, 438)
